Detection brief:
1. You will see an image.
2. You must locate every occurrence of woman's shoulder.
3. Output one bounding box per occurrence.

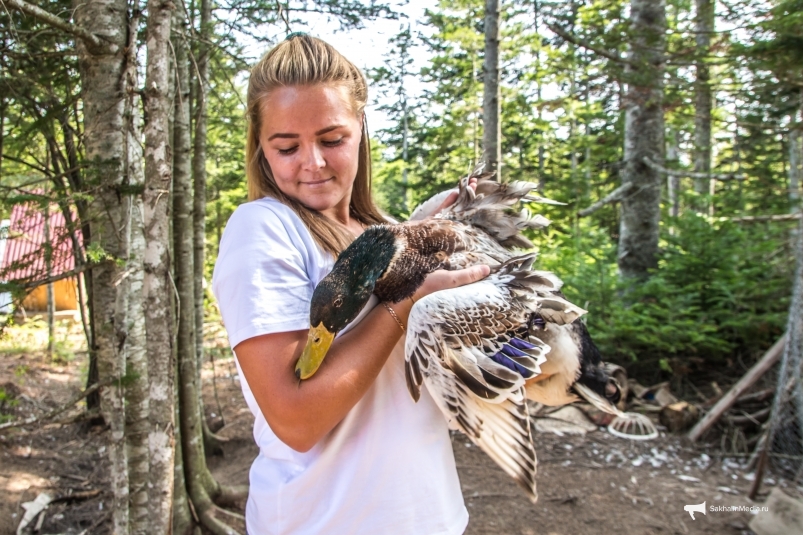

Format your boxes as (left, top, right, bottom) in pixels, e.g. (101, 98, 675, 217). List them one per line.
(229, 196, 299, 226)
(220, 196, 319, 263)
(224, 197, 309, 241)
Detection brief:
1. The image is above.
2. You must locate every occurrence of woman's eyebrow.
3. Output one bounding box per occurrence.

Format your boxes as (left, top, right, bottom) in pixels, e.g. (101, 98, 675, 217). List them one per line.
(266, 124, 345, 141)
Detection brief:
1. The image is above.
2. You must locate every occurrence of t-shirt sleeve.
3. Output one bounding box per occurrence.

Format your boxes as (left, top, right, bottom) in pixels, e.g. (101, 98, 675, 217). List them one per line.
(212, 204, 313, 348)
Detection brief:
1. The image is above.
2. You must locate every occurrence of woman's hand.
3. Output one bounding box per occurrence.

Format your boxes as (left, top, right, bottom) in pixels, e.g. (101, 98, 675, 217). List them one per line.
(411, 264, 490, 304)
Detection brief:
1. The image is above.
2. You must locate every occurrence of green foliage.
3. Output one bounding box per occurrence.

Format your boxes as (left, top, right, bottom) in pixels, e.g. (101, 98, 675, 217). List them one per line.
(537, 212, 791, 377)
(0, 386, 18, 423)
(85, 242, 113, 264)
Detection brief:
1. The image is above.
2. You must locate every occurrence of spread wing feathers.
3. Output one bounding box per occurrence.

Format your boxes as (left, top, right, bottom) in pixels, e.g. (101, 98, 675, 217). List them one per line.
(402, 254, 592, 503)
(438, 168, 554, 249)
(405, 254, 555, 399)
(426, 363, 539, 503)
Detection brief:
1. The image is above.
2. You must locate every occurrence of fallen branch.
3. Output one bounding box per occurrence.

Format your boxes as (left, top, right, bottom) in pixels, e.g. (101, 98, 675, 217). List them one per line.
(0, 379, 112, 431)
(734, 388, 774, 405)
(643, 157, 745, 181)
(53, 489, 102, 503)
(546, 23, 630, 65)
(578, 182, 634, 217)
(688, 334, 786, 442)
(729, 213, 802, 223)
(726, 407, 771, 426)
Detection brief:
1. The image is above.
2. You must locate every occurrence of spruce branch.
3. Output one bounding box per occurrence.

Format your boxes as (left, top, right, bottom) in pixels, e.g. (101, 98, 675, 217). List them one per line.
(2, 0, 109, 52)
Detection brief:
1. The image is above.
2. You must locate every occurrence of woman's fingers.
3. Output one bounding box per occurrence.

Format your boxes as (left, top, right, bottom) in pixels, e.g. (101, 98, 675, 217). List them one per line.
(414, 265, 491, 301)
(448, 265, 490, 287)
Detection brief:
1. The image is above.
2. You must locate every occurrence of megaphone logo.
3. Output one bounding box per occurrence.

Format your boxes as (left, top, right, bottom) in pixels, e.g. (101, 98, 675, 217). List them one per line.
(684, 501, 706, 520)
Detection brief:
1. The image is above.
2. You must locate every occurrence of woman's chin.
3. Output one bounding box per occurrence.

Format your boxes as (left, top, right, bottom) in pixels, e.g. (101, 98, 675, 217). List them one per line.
(298, 193, 342, 213)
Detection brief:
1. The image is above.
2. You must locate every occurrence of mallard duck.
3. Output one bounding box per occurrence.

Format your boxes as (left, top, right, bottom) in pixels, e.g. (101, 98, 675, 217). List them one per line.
(296, 171, 621, 502)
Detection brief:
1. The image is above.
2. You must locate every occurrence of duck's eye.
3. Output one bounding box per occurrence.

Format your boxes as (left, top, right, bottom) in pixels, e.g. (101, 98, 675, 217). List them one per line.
(333, 297, 343, 308)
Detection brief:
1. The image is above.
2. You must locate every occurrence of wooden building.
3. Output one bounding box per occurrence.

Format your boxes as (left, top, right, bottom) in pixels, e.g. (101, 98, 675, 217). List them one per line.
(0, 201, 81, 313)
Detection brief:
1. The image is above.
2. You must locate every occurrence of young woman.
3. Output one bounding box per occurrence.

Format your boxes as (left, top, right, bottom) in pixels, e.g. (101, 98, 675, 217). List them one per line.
(212, 34, 487, 534)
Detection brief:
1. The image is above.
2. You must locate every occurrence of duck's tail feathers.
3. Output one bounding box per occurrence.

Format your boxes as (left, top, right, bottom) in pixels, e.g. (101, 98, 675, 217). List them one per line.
(439, 166, 556, 249)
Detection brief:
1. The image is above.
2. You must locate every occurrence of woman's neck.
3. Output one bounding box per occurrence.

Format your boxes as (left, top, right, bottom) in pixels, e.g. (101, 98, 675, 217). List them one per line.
(321, 206, 365, 237)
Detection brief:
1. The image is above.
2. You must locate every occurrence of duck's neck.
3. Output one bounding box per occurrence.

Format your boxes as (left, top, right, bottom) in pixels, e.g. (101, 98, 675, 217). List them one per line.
(331, 226, 401, 298)
(373, 244, 438, 304)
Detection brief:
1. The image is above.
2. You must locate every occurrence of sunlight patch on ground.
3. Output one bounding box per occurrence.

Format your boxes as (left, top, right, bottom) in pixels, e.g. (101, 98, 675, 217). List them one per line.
(1, 470, 50, 492)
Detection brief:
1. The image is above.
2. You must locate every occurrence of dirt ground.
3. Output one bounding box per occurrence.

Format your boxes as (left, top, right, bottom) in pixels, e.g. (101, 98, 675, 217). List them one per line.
(1, 321, 800, 535)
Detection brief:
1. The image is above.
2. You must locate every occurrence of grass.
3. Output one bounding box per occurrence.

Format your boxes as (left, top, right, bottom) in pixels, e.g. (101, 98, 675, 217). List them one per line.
(0, 316, 88, 363)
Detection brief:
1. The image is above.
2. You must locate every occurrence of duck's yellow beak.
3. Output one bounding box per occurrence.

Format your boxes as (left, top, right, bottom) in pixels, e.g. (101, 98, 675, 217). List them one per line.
(295, 323, 336, 380)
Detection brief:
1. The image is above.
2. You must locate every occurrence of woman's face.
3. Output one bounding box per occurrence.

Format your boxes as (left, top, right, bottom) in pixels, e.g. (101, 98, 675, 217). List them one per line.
(259, 84, 362, 218)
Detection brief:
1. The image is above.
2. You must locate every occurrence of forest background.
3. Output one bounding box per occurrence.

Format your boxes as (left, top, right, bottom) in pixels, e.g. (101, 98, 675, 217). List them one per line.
(0, 0, 801, 533)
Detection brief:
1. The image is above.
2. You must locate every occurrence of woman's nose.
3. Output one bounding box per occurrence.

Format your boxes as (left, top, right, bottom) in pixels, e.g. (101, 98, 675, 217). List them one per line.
(301, 143, 325, 171)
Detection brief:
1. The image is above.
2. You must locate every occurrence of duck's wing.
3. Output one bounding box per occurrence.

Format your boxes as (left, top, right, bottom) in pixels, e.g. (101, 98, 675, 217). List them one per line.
(425, 361, 539, 503)
(404, 273, 551, 503)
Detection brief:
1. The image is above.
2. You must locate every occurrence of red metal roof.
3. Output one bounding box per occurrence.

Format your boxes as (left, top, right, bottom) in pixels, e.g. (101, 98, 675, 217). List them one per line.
(0, 200, 81, 283)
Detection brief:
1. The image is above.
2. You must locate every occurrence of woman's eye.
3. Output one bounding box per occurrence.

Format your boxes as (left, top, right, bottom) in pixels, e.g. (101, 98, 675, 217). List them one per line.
(322, 138, 343, 148)
(277, 146, 298, 155)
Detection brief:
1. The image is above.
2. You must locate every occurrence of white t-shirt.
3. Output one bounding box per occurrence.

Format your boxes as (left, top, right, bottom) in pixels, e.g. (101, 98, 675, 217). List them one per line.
(212, 197, 468, 535)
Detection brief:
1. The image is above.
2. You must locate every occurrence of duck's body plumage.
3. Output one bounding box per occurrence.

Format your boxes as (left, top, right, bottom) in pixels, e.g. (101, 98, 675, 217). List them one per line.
(299, 168, 621, 504)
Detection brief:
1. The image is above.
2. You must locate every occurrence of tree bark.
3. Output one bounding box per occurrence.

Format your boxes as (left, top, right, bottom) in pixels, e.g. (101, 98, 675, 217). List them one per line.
(122, 4, 150, 532)
(666, 127, 680, 217)
(193, 0, 211, 429)
(189, 0, 224, 456)
(790, 95, 801, 210)
(173, 20, 214, 527)
(173, 11, 243, 534)
(617, 0, 666, 280)
(71, 0, 131, 531)
(693, 0, 715, 212)
(143, 0, 175, 531)
(0, 94, 5, 176)
(482, 0, 502, 180)
(172, 395, 195, 535)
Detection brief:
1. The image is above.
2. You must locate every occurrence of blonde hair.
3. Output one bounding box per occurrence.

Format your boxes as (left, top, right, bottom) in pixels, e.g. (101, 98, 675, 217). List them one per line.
(246, 34, 385, 256)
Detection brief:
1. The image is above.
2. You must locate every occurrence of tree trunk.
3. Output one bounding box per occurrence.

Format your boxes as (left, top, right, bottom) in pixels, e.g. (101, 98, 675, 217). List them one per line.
(173, 12, 243, 534)
(172, 394, 195, 535)
(790, 96, 801, 211)
(193, 0, 211, 418)
(666, 126, 680, 218)
(693, 0, 714, 212)
(192, 0, 224, 456)
(143, 0, 175, 531)
(791, 128, 801, 209)
(122, 4, 150, 532)
(0, 94, 5, 176)
(482, 0, 502, 179)
(617, 0, 666, 280)
(71, 0, 131, 531)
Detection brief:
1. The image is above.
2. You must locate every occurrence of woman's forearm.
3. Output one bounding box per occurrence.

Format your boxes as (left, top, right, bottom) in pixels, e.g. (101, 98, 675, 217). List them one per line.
(234, 298, 413, 452)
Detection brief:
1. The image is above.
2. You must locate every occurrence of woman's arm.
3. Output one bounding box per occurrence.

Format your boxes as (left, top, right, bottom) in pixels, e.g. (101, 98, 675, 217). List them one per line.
(234, 264, 490, 452)
(408, 177, 477, 221)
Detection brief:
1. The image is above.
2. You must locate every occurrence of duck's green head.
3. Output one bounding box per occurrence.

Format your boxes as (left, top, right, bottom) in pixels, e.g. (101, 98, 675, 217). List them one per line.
(295, 226, 398, 380)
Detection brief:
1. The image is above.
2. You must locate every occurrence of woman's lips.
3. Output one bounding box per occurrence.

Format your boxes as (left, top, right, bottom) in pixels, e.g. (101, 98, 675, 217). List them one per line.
(302, 177, 334, 188)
